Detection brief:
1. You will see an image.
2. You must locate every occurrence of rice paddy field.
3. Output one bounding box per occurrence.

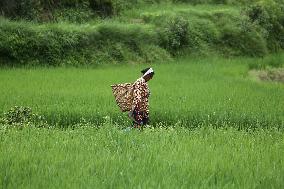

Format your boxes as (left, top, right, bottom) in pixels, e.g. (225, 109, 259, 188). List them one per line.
(1, 126, 284, 188)
(0, 55, 283, 128)
(1, 0, 284, 187)
(0, 55, 284, 188)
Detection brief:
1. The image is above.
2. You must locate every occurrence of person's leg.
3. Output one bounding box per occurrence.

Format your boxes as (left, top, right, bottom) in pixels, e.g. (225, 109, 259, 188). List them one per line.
(132, 110, 143, 129)
(140, 112, 149, 129)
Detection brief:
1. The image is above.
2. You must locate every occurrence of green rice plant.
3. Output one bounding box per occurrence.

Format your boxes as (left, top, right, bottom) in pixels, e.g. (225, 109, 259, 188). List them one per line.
(0, 125, 283, 188)
(248, 53, 284, 69)
(0, 55, 283, 128)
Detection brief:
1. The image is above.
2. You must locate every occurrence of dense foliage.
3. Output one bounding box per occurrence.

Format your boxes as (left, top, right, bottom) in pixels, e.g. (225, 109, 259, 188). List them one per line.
(0, 0, 166, 21)
(0, 0, 282, 20)
(0, 0, 283, 66)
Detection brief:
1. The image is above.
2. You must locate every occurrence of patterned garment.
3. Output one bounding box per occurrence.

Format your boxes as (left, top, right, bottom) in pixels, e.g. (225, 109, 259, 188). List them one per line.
(132, 77, 150, 127)
(111, 77, 150, 127)
(132, 77, 150, 114)
(132, 108, 149, 128)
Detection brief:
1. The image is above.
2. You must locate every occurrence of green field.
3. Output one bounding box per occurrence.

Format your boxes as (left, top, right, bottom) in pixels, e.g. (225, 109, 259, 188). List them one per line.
(1, 55, 284, 188)
(1, 125, 284, 188)
(1, 0, 284, 188)
(0, 56, 283, 128)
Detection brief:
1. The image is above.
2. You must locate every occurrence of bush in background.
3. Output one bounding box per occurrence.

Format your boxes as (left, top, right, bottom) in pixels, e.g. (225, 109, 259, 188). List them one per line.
(158, 16, 189, 55)
(244, 0, 284, 51)
(0, 19, 170, 66)
(0, 0, 284, 65)
(217, 16, 268, 57)
(0, 0, 168, 22)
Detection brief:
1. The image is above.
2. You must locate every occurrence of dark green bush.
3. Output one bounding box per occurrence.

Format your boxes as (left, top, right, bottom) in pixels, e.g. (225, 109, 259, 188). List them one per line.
(0, 20, 90, 65)
(1, 0, 284, 65)
(89, 0, 169, 17)
(0, 0, 42, 21)
(218, 19, 268, 57)
(244, 0, 284, 51)
(0, 106, 48, 128)
(0, 19, 170, 66)
(0, 0, 166, 21)
(0, 0, 92, 22)
(186, 19, 220, 55)
(158, 16, 189, 54)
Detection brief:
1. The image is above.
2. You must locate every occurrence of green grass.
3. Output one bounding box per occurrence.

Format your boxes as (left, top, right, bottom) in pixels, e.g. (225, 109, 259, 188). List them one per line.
(0, 125, 283, 188)
(0, 55, 283, 128)
(120, 3, 240, 21)
(1, 2, 284, 188)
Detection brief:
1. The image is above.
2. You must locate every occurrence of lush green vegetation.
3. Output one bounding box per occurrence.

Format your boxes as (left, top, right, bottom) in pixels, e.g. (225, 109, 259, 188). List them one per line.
(0, 0, 283, 66)
(1, 125, 284, 188)
(0, 0, 263, 22)
(0, 56, 283, 128)
(1, 1, 284, 188)
(0, 18, 167, 66)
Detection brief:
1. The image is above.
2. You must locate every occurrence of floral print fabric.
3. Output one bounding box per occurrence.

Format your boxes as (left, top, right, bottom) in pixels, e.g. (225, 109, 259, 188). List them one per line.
(132, 77, 150, 114)
(111, 77, 150, 127)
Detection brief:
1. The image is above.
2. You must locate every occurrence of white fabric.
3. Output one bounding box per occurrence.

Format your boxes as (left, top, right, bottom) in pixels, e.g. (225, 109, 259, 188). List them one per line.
(143, 68, 154, 77)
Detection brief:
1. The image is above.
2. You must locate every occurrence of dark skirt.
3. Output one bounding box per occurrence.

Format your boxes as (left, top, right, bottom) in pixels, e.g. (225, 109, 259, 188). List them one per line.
(132, 108, 149, 128)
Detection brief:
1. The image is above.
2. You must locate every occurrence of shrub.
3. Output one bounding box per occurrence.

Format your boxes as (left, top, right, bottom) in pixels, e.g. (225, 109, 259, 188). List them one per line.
(186, 18, 220, 54)
(140, 44, 172, 63)
(0, 20, 89, 65)
(0, 106, 47, 128)
(0, 0, 42, 21)
(244, 0, 284, 51)
(0, 0, 167, 21)
(0, 18, 171, 66)
(52, 7, 95, 23)
(219, 20, 268, 57)
(158, 16, 189, 54)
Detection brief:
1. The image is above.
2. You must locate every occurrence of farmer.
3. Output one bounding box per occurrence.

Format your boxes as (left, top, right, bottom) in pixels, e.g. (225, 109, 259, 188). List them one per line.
(129, 67, 154, 128)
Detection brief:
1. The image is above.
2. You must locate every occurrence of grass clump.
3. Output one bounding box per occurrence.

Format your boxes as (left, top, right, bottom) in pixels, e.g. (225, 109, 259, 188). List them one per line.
(248, 53, 284, 69)
(0, 106, 48, 128)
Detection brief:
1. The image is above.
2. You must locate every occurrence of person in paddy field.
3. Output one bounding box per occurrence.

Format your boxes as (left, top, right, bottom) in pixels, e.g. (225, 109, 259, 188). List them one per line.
(129, 67, 155, 129)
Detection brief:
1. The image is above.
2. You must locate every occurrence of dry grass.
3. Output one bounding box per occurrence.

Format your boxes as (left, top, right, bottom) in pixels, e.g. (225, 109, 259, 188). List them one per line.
(249, 68, 284, 83)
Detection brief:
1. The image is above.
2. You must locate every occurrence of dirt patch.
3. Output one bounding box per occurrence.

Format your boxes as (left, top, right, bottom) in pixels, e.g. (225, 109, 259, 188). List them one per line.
(249, 68, 284, 83)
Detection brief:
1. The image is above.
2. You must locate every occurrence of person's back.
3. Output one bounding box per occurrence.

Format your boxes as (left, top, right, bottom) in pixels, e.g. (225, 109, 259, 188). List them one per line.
(132, 77, 150, 115)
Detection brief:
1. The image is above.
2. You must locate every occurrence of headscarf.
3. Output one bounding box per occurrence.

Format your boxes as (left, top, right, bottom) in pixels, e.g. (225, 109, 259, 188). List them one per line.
(142, 68, 154, 77)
